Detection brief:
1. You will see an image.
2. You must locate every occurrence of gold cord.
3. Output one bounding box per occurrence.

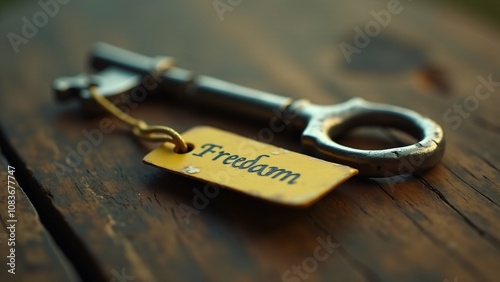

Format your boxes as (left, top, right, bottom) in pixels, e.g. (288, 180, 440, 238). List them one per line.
(88, 86, 188, 153)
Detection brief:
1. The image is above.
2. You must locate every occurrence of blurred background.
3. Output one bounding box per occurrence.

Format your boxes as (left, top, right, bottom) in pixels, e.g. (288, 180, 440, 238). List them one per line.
(1, 0, 499, 114)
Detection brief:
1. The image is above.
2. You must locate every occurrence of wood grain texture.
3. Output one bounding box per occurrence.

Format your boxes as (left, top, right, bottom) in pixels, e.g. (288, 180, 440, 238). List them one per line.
(0, 142, 78, 281)
(0, 1, 499, 281)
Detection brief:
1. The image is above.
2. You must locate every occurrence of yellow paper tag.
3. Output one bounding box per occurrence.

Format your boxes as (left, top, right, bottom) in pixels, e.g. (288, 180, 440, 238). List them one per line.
(143, 126, 357, 207)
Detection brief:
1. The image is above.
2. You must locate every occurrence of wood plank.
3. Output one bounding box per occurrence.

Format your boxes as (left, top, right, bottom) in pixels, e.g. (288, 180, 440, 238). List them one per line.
(0, 1, 498, 281)
(0, 136, 78, 281)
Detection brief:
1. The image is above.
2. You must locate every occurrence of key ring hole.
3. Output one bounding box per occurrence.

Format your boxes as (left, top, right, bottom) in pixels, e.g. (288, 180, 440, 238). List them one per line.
(331, 126, 419, 150)
(174, 142, 195, 154)
(326, 110, 426, 151)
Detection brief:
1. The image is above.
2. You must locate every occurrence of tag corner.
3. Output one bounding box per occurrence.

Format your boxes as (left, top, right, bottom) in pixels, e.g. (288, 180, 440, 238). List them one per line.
(350, 168, 359, 176)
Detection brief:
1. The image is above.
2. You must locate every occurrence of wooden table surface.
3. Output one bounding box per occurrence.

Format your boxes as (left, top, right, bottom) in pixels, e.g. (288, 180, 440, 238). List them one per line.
(1, 1, 499, 281)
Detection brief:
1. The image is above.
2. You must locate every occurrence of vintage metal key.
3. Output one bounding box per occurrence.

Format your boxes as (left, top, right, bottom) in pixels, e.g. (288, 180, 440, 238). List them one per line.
(54, 43, 445, 177)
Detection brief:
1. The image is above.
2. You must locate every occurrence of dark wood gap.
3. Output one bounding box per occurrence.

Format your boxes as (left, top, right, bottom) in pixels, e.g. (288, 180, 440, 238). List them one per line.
(0, 125, 107, 282)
